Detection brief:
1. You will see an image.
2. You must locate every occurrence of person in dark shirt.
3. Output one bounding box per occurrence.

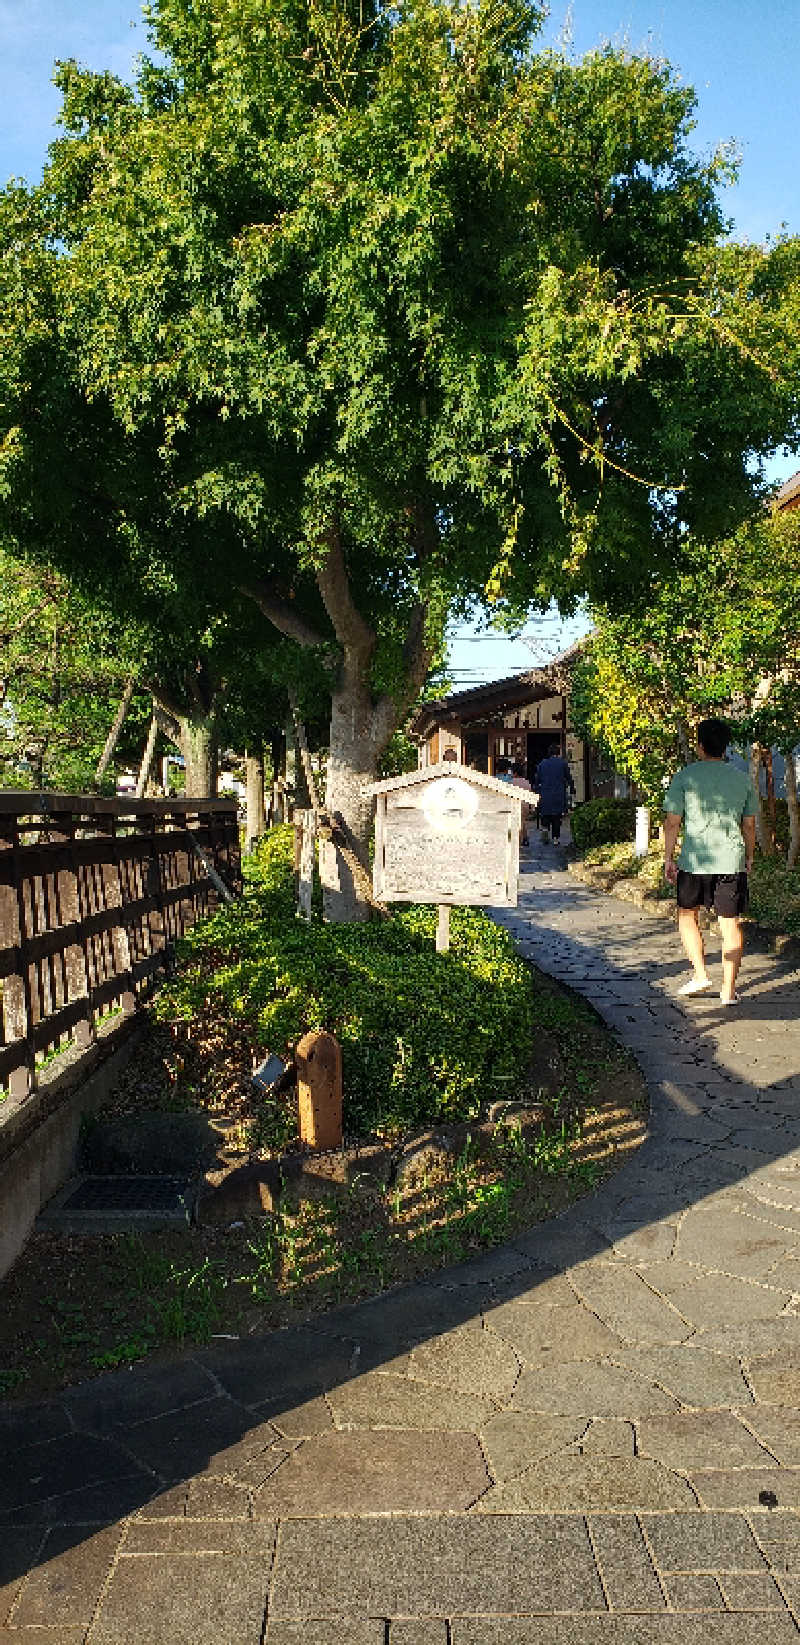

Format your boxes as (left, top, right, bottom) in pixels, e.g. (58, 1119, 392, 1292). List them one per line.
(534, 744, 574, 843)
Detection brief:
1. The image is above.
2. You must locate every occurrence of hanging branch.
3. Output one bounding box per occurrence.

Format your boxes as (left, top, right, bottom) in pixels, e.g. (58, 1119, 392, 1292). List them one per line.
(93, 673, 136, 787)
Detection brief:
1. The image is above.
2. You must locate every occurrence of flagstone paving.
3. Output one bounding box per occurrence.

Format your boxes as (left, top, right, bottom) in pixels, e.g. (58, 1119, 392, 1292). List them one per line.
(3, 832, 800, 1639)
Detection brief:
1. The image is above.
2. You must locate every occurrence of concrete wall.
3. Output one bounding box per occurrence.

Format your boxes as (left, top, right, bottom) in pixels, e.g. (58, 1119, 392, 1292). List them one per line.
(0, 1021, 142, 1279)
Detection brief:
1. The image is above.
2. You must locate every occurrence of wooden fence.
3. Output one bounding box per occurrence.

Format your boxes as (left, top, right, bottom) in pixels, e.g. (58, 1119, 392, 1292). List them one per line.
(0, 793, 241, 1111)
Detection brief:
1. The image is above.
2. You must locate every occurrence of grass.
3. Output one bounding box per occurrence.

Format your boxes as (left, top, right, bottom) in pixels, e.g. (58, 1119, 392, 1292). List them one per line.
(0, 967, 646, 1402)
(581, 838, 800, 937)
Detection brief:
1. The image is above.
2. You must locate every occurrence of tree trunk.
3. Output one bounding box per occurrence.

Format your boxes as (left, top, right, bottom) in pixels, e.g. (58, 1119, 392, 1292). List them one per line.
(240, 524, 434, 921)
(285, 715, 311, 811)
(320, 674, 392, 922)
(135, 713, 159, 798)
(785, 748, 800, 870)
(94, 674, 135, 788)
(180, 713, 218, 798)
(245, 750, 267, 850)
(764, 745, 777, 839)
(268, 731, 284, 822)
(750, 744, 776, 856)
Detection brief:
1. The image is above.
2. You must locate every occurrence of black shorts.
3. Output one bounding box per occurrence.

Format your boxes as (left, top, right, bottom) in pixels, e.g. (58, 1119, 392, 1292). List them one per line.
(677, 871, 748, 918)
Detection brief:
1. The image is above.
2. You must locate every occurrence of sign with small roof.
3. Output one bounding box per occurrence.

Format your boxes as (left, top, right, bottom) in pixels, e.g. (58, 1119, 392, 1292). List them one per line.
(371, 762, 523, 949)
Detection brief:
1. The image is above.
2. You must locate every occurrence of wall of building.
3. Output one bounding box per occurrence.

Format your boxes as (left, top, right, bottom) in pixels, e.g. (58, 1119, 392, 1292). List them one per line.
(418, 692, 592, 800)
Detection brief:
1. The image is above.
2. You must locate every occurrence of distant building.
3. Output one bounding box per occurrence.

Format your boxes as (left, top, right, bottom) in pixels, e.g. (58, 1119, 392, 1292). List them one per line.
(408, 644, 618, 803)
(775, 470, 800, 513)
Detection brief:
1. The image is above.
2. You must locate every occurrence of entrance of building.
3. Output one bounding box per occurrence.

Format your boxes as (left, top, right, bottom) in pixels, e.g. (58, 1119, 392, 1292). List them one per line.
(463, 731, 489, 772)
(526, 729, 561, 781)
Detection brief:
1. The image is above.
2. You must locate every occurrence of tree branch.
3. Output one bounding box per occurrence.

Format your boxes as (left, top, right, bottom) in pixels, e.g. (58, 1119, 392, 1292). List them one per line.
(375, 598, 434, 744)
(0, 593, 59, 647)
(148, 685, 183, 745)
(315, 524, 375, 660)
(238, 579, 326, 648)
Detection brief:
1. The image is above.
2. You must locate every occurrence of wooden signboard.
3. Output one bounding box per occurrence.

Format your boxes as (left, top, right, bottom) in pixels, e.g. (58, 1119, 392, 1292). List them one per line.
(371, 765, 522, 948)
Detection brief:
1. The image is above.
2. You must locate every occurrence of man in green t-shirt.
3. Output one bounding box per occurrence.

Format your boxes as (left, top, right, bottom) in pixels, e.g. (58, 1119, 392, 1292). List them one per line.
(663, 718, 759, 1005)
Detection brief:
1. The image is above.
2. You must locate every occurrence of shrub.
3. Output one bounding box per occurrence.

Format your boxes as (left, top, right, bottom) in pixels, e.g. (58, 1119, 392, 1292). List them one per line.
(154, 826, 536, 1134)
(570, 797, 637, 851)
(773, 797, 789, 855)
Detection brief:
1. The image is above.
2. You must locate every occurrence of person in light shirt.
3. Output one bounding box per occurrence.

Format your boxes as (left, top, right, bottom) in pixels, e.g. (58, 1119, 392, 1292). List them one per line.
(663, 717, 759, 1005)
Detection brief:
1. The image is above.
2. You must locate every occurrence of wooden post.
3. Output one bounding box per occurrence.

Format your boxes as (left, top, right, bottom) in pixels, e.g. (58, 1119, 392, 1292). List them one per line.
(53, 809, 95, 1052)
(1, 820, 33, 1101)
(104, 819, 136, 1016)
(296, 1029, 343, 1150)
(436, 903, 450, 953)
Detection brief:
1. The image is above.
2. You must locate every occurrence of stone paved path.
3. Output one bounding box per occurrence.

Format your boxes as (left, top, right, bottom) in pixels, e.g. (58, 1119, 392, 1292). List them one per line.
(3, 835, 800, 1641)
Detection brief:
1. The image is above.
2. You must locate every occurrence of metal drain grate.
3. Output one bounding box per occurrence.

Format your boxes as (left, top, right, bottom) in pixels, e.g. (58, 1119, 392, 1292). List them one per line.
(60, 1176, 191, 1213)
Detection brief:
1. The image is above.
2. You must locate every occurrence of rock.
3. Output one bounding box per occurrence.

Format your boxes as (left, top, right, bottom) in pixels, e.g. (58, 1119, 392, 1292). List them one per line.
(488, 1100, 541, 1127)
(194, 1158, 287, 1223)
(195, 1142, 397, 1223)
(293, 1144, 394, 1195)
(392, 1128, 462, 1186)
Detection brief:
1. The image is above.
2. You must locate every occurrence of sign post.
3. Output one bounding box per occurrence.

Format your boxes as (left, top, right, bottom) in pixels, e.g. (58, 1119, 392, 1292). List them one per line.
(436, 903, 451, 953)
(371, 765, 522, 947)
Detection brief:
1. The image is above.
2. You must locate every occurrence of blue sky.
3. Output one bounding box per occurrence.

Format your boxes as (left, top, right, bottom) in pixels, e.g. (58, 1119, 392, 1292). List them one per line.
(1, 0, 797, 685)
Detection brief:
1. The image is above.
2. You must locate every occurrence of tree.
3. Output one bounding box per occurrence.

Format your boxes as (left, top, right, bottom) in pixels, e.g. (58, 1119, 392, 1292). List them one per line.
(0, 548, 150, 791)
(570, 508, 800, 859)
(2, 0, 799, 914)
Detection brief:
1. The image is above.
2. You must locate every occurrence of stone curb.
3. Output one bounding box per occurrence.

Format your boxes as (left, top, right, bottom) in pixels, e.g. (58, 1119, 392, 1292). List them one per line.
(567, 857, 800, 966)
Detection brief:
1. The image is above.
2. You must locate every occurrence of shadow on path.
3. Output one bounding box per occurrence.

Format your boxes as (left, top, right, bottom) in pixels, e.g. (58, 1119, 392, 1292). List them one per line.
(2, 837, 800, 1640)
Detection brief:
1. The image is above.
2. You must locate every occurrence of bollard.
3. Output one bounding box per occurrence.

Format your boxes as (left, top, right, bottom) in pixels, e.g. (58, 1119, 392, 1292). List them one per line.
(296, 1030, 343, 1150)
(634, 805, 651, 858)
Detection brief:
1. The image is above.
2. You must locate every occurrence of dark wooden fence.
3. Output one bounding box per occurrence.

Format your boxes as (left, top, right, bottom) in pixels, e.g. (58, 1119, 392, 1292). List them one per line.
(0, 794, 241, 1111)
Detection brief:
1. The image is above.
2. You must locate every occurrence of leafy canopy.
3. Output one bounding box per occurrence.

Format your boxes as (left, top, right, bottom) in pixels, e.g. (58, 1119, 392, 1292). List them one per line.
(570, 508, 800, 808)
(1, 0, 798, 681)
(0, 548, 149, 791)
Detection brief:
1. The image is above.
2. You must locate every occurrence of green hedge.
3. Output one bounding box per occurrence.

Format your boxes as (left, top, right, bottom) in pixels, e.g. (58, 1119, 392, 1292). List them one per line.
(154, 827, 536, 1133)
(570, 797, 637, 850)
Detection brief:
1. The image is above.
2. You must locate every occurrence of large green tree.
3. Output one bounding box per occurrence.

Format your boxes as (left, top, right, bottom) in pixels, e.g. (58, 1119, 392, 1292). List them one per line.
(571, 507, 800, 861)
(2, 0, 799, 914)
(0, 548, 152, 791)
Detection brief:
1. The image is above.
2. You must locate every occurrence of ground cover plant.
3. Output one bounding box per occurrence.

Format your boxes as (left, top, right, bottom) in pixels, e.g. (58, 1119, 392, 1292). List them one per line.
(0, 830, 646, 1400)
(579, 838, 800, 938)
(153, 826, 542, 1137)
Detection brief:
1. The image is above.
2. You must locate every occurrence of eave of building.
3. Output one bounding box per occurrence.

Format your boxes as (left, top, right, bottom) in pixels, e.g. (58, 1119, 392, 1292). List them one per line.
(409, 637, 589, 738)
(776, 470, 800, 510)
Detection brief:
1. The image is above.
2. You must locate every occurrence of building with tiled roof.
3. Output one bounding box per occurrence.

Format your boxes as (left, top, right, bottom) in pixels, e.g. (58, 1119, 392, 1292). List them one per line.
(408, 640, 620, 802)
(775, 469, 800, 512)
